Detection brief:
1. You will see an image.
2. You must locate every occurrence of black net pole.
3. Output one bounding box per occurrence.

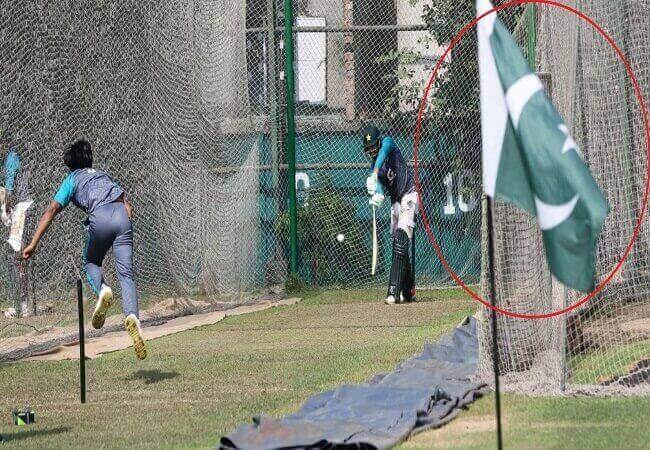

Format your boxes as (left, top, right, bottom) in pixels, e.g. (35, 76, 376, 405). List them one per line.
(486, 198, 503, 449)
(411, 225, 416, 280)
(77, 279, 86, 404)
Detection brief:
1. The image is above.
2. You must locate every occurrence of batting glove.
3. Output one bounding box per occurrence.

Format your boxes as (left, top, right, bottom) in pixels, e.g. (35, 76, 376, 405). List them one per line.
(366, 173, 378, 196)
(369, 193, 385, 208)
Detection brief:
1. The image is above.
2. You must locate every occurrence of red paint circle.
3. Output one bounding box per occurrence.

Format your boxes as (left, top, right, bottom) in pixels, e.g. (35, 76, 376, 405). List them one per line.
(413, 0, 650, 319)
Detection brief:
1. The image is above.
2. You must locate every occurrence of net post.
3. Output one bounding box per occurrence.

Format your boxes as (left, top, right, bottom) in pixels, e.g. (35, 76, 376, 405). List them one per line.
(525, 3, 537, 71)
(267, 0, 281, 201)
(485, 196, 504, 450)
(411, 221, 416, 281)
(77, 279, 86, 404)
(283, 0, 299, 275)
(560, 286, 568, 392)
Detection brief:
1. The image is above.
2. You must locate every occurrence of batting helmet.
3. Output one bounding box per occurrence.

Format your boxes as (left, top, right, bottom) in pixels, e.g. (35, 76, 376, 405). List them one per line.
(362, 125, 381, 158)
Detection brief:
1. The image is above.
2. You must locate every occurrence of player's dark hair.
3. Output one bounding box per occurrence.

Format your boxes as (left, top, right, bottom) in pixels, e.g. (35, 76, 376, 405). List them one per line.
(64, 139, 93, 171)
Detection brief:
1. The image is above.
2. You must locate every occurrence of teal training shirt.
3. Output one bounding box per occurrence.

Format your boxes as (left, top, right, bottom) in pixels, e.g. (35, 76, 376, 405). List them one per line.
(53, 168, 124, 214)
(54, 173, 75, 207)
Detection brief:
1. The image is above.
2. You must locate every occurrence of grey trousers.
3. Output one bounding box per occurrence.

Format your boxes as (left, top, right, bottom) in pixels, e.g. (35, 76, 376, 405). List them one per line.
(83, 202, 138, 318)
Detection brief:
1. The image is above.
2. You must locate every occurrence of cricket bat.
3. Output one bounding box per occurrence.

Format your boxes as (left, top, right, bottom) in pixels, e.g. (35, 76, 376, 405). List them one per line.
(371, 204, 378, 275)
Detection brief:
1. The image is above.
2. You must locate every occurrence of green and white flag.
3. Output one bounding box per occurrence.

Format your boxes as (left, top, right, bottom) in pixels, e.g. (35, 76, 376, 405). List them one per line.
(477, 0, 609, 292)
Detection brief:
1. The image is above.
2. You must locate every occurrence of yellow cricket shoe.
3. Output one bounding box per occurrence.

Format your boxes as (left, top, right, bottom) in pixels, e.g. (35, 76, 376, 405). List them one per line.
(91, 284, 113, 329)
(125, 314, 147, 360)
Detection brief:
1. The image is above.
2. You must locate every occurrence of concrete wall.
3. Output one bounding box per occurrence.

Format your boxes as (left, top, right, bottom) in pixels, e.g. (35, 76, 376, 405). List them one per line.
(292, 0, 444, 114)
(298, 0, 347, 110)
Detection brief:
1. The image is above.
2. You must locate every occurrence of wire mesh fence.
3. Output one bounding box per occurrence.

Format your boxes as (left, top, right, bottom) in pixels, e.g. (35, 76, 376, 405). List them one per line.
(476, 0, 650, 397)
(0, 0, 265, 347)
(0, 0, 647, 405)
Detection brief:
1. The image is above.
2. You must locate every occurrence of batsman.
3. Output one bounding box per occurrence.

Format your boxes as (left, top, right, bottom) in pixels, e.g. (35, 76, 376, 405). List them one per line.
(363, 125, 419, 305)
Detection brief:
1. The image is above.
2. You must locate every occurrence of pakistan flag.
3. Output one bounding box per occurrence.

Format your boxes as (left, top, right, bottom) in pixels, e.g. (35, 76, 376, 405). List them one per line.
(477, 0, 609, 292)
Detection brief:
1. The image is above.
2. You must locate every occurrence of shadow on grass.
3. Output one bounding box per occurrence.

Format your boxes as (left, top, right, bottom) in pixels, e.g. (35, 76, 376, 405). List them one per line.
(128, 369, 179, 385)
(1, 426, 71, 442)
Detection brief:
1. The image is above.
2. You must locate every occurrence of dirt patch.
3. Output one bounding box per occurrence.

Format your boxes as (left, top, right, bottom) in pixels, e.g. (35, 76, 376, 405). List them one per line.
(600, 358, 650, 387)
(0, 290, 293, 362)
(582, 301, 650, 350)
(431, 416, 496, 434)
(405, 415, 625, 448)
(403, 416, 497, 448)
(621, 318, 650, 334)
(23, 297, 301, 361)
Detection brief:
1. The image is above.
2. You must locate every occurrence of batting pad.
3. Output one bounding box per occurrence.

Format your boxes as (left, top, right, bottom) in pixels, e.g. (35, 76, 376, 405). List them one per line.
(0, 187, 9, 226)
(7, 200, 33, 251)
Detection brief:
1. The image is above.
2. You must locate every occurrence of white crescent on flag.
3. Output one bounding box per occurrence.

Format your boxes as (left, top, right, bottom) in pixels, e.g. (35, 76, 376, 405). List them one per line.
(534, 195, 579, 230)
(477, 0, 609, 292)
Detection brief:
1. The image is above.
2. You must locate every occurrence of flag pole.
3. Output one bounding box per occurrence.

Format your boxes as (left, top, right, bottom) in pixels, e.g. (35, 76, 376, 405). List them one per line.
(485, 196, 503, 449)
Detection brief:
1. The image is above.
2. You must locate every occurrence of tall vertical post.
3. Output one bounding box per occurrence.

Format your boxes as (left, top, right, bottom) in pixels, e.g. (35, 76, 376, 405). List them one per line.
(77, 279, 86, 404)
(486, 199, 503, 450)
(525, 4, 536, 71)
(560, 286, 568, 392)
(283, 0, 299, 274)
(343, 0, 355, 120)
(411, 226, 416, 281)
(267, 0, 280, 196)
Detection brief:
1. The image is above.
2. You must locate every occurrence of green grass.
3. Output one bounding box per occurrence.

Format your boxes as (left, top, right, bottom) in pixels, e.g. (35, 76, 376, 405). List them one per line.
(1, 288, 648, 449)
(402, 393, 650, 449)
(570, 339, 650, 384)
(0, 288, 473, 449)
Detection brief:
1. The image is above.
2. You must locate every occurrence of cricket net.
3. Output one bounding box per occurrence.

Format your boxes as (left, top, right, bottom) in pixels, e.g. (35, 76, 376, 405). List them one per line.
(0, 1, 484, 352)
(0, 0, 264, 348)
(477, 0, 650, 394)
(0, 1, 488, 326)
(1, 0, 646, 397)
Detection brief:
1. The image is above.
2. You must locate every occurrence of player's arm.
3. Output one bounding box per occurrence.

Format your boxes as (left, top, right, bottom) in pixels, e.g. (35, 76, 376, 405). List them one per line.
(112, 178, 132, 220)
(119, 191, 133, 220)
(372, 137, 396, 175)
(374, 174, 385, 196)
(367, 137, 394, 199)
(23, 175, 73, 259)
(23, 201, 63, 259)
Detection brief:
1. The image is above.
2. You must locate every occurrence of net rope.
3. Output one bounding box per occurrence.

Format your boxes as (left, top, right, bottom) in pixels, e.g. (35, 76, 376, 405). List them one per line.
(0, 0, 647, 396)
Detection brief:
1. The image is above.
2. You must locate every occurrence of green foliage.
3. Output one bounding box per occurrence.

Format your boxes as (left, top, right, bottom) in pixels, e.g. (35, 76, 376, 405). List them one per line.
(377, 49, 426, 123)
(421, 0, 522, 156)
(376, 1, 524, 244)
(381, 0, 523, 151)
(276, 175, 369, 286)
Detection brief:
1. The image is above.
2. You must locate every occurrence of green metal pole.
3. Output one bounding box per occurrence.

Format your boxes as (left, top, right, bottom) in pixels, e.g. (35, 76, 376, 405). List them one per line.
(267, 0, 279, 194)
(526, 4, 537, 71)
(283, 0, 299, 275)
(267, 0, 284, 241)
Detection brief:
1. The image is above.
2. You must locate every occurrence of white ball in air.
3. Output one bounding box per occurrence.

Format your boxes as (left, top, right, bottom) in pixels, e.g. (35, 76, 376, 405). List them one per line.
(336, 233, 345, 242)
